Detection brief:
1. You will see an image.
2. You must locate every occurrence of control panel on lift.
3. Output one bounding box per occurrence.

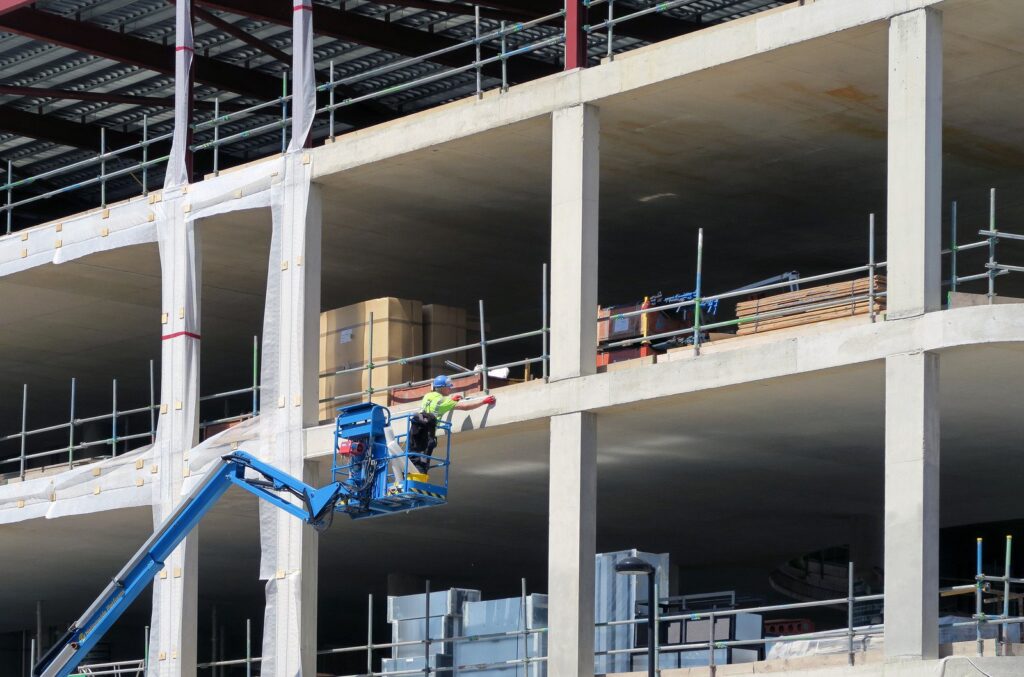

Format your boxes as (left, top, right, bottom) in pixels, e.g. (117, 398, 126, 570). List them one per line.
(332, 402, 452, 519)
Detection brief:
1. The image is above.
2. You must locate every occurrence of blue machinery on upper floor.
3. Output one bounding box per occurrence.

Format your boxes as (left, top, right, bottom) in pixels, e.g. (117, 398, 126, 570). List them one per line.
(33, 402, 451, 677)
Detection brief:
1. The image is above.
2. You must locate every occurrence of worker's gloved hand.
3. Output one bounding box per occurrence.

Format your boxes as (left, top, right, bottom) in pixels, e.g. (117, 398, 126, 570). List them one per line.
(482, 396, 496, 406)
(451, 394, 463, 402)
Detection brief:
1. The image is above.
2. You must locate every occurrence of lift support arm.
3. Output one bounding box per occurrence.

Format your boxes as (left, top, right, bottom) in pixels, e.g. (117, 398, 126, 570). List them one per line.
(34, 452, 345, 677)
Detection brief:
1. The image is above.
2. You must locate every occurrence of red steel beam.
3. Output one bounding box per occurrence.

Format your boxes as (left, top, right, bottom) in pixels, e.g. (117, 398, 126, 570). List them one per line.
(564, 0, 586, 70)
(0, 0, 33, 17)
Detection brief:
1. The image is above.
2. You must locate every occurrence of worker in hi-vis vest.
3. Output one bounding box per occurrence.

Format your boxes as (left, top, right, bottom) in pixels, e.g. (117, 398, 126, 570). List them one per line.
(410, 375, 495, 473)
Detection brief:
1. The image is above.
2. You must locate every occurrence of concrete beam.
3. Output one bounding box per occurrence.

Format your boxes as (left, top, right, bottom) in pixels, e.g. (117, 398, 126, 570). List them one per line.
(886, 8, 942, 319)
(547, 411, 596, 677)
(550, 104, 599, 380)
(884, 351, 940, 660)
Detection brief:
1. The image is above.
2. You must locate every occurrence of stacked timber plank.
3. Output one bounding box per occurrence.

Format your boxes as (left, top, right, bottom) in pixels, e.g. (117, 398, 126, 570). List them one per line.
(735, 276, 886, 335)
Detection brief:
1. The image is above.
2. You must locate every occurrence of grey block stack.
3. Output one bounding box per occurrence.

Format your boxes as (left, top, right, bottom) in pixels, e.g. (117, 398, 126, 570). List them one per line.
(382, 588, 481, 676)
(593, 549, 670, 675)
(457, 594, 548, 677)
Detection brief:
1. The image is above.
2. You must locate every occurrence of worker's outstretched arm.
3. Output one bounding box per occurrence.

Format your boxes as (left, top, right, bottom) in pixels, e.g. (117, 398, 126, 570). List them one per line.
(453, 395, 496, 410)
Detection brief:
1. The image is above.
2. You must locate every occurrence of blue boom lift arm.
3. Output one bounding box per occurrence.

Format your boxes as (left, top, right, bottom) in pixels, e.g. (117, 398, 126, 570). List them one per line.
(34, 402, 452, 677)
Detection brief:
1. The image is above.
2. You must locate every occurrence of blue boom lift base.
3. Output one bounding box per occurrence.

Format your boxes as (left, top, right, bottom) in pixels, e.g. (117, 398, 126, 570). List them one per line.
(34, 402, 449, 677)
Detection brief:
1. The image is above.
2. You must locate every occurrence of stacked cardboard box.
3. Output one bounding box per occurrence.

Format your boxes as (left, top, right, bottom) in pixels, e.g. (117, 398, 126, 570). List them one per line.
(319, 297, 423, 421)
(422, 304, 471, 376)
(735, 276, 886, 336)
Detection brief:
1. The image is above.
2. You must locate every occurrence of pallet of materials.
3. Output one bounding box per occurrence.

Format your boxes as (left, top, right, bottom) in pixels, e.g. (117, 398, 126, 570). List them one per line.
(735, 276, 885, 336)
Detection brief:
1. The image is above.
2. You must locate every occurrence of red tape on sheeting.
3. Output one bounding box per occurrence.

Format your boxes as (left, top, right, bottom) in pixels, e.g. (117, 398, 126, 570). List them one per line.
(294, 4, 313, 9)
(175, 46, 195, 52)
(162, 331, 201, 341)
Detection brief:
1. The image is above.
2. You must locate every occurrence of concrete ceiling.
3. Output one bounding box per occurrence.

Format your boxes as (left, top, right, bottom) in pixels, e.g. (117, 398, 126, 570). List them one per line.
(5, 0, 1024, 455)
(3, 343, 1023, 642)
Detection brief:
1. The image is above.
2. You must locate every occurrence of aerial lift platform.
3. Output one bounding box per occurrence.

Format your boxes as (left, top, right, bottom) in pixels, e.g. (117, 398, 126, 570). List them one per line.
(33, 402, 453, 677)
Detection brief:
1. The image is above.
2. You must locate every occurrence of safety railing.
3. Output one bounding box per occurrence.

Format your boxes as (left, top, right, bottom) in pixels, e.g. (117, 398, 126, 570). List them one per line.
(317, 9, 566, 141)
(71, 659, 146, 677)
(2, 120, 173, 235)
(181, 548, 1024, 677)
(1, 337, 260, 481)
(318, 265, 548, 410)
(597, 188, 1023, 360)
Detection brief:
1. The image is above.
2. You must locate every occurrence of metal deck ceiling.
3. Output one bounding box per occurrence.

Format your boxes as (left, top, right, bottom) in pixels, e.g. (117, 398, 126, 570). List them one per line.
(0, 0, 785, 227)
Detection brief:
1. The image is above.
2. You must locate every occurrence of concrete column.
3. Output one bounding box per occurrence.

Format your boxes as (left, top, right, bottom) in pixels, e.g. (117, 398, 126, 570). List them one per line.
(150, 197, 201, 677)
(550, 104, 599, 380)
(886, 8, 942, 319)
(547, 411, 597, 677)
(884, 351, 940, 660)
(259, 165, 322, 677)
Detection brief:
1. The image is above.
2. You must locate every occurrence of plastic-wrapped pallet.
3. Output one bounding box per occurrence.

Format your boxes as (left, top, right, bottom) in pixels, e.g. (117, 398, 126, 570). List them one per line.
(593, 550, 670, 675)
(388, 589, 481, 659)
(456, 594, 547, 677)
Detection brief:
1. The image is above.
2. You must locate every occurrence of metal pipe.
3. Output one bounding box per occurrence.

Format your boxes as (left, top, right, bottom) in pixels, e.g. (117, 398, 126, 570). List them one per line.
(149, 359, 156, 444)
(607, 0, 615, 61)
(329, 61, 336, 141)
(112, 378, 119, 457)
(142, 115, 149, 196)
(500, 21, 508, 92)
(282, 72, 289, 154)
(707, 611, 715, 677)
(367, 595, 374, 677)
(253, 335, 259, 416)
(652, 576, 659, 677)
(144, 625, 150, 677)
(1003, 535, 1012, 655)
(478, 299, 489, 393)
(367, 312, 375, 402)
(19, 384, 27, 480)
(951, 201, 958, 293)
(977, 537, 984, 656)
(693, 228, 704, 356)
(246, 618, 252, 677)
(520, 578, 528, 675)
(542, 263, 549, 382)
(213, 97, 220, 176)
(868, 214, 876, 322)
(847, 562, 855, 666)
(30, 639, 35, 676)
(424, 580, 431, 677)
(6, 159, 13, 234)
(100, 127, 107, 209)
(475, 5, 482, 99)
(69, 378, 77, 467)
(988, 188, 997, 303)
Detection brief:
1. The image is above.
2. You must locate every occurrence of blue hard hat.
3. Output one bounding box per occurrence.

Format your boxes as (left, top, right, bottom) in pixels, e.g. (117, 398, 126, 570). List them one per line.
(433, 375, 453, 389)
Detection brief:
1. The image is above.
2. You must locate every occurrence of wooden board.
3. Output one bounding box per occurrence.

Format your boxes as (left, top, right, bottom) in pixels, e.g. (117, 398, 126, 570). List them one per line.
(735, 276, 886, 336)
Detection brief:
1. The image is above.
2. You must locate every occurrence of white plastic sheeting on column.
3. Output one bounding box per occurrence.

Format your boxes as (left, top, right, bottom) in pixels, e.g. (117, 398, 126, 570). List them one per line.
(165, 0, 194, 190)
(148, 184, 202, 677)
(258, 153, 322, 677)
(288, 1, 316, 152)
